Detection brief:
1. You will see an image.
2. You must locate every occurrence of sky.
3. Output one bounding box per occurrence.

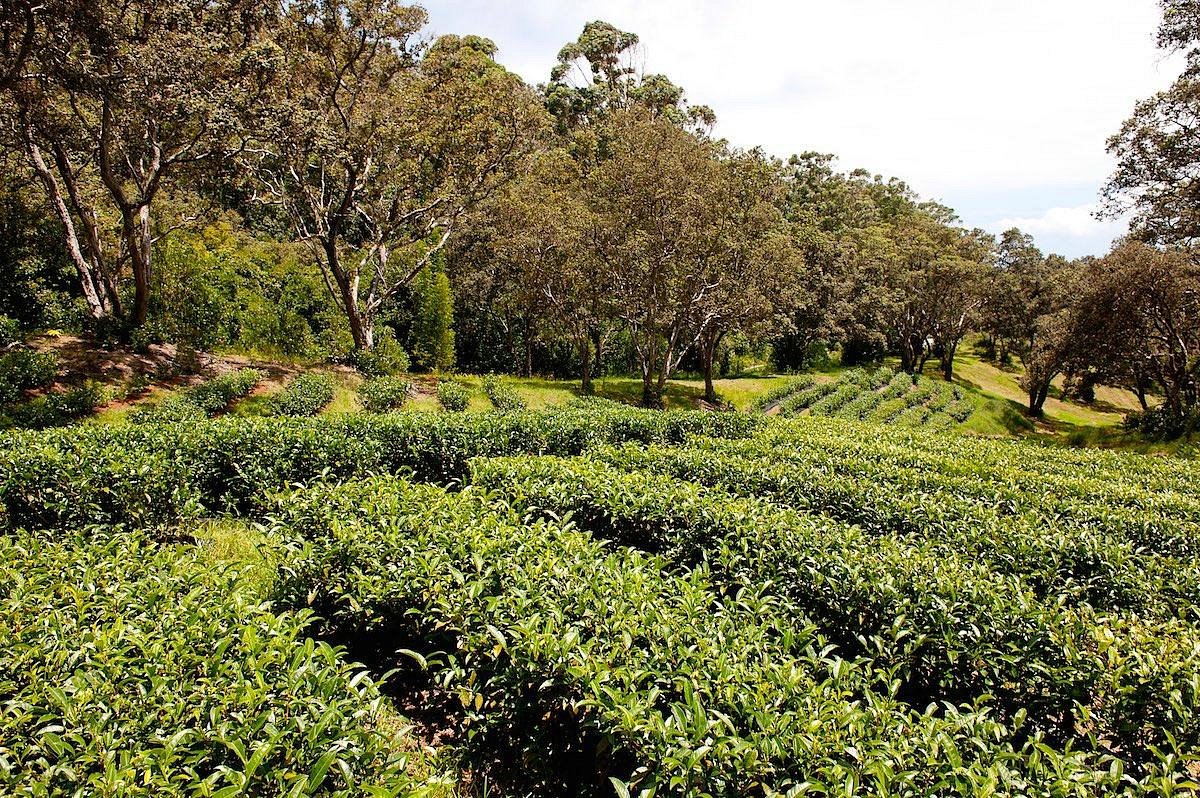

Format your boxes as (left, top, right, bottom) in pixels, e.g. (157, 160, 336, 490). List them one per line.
(420, 0, 1186, 258)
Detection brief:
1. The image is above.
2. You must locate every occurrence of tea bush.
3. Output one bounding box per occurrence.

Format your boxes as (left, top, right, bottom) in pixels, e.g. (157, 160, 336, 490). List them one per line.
(436, 380, 470, 412)
(482, 375, 525, 412)
(272, 372, 335, 416)
(0, 528, 453, 797)
(359, 375, 413, 412)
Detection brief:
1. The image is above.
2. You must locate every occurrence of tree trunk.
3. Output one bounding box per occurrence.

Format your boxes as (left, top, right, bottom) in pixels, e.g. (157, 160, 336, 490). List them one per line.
(591, 328, 604, 377)
(940, 342, 958, 382)
(329, 244, 372, 350)
(641, 373, 655, 408)
(128, 206, 153, 327)
(1028, 381, 1049, 417)
(1135, 381, 1149, 411)
(578, 335, 593, 394)
(22, 128, 120, 322)
(699, 329, 724, 403)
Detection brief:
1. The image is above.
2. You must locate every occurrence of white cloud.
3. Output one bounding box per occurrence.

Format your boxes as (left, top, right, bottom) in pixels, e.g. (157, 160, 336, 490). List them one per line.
(991, 203, 1127, 240)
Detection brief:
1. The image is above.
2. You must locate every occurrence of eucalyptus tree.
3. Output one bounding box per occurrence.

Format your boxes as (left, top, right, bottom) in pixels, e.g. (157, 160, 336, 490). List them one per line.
(1102, 0, 1200, 244)
(585, 111, 779, 406)
(250, 1, 546, 351)
(1, 0, 277, 328)
(545, 20, 714, 136)
(982, 234, 1082, 416)
(690, 150, 798, 402)
(477, 149, 612, 389)
(1073, 241, 1200, 419)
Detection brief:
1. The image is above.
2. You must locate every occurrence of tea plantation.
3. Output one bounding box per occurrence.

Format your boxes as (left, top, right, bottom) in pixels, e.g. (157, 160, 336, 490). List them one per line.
(2, 404, 1199, 796)
(761, 367, 975, 429)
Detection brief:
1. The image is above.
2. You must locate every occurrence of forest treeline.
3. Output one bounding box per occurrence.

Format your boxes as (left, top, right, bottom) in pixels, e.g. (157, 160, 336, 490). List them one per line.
(1, 0, 1198, 425)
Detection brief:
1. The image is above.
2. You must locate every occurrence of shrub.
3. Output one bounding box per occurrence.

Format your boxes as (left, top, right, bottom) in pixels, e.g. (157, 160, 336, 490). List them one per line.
(272, 373, 336, 417)
(0, 528, 449, 797)
(0, 349, 58, 391)
(0, 315, 20, 347)
(1125, 407, 1198, 441)
(749, 375, 816, 412)
(482, 375, 525, 412)
(132, 368, 263, 424)
(5, 383, 105, 430)
(0, 408, 762, 532)
(351, 335, 410, 376)
(436, 380, 470, 412)
(359, 375, 412, 412)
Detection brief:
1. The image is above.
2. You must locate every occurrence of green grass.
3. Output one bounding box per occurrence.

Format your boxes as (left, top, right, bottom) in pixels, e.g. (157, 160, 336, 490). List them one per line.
(323, 372, 363, 414)
(185, 518, 276, 598)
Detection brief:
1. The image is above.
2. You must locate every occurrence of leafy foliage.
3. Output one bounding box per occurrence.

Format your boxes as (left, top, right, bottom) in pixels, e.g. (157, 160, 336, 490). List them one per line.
(436, 380, 470, 412)
(271, 373, 335, 417)
(482, 375, 526, 412)
(270, 476, 1129, 796)
(132, 368, 263, 424)
(774, 367, 972, 427)
(0, 528, 451, 796)
(0, 407, 761, 531)
(359, 376, 413, 413)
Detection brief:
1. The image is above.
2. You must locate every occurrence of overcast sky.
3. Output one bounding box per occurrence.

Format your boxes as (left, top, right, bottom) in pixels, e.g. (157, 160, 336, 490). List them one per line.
(422, 0, 1183, 258)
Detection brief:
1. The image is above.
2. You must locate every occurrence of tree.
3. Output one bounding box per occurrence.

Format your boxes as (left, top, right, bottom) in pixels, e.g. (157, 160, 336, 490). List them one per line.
(981, 232, 1081, 416)
(2, 0, 277, 328)
(1101, 1, 1200, 244)
(691, 151, 797, 402)
(927, 255, 990, 381)
(468, 148, 611, 390)
(410, 253, 455, 372)
(544, 20, 713, 136)
(1073, 241, 1200, 419)
(250, 2, 545, 351)
(585, 111, 768, 406)
(0, 0, 38, 92)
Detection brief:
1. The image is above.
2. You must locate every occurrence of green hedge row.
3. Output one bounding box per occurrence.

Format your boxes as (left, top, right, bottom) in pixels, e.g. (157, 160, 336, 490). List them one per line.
(133, 368, 264, 423)
(469, 454, 1200, 774)
(0, 408, 761, 532)
(631, 436, 1200, 619)
(0, 528, 452, 797)
(359, 375, 413, 412)
(272, 372, 336, 416)
(269, 476, 1131, 797)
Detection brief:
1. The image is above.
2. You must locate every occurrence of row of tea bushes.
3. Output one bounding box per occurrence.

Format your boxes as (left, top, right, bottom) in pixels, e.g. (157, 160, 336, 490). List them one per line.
(132, 368, 264, 424)
(0, 408, 761, 532)
(771, 367, 974, 428)
(268, 476, 1132, 797)
(625, 437, 1200, 619)
(358, 376, 413, 412)
(469, 454, 1200, 774)
(271, 372, 336, 416)
(0, 528, 452, 797)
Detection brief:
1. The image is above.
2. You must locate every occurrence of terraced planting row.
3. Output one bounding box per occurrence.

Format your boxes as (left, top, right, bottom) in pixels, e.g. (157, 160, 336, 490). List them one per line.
(269, 476, 1133, 795)
(767, 367, 974, 428)
(3, 407, 1200, 794)
(0, 527, 452, 797)
(598, 435, 1200, 618)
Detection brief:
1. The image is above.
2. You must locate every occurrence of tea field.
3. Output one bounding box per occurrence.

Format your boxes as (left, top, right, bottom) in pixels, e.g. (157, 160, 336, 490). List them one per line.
(758, 367, 976, 429)
(2, 404, 1200, 796)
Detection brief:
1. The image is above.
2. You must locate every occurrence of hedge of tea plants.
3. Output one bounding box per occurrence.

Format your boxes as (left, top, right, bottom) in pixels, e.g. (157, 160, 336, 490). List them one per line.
(768, 367, 973, 427)
(4, 406, 1200, 794)
(267, 476, 1134, 796)
(0, 527, 453, 797)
